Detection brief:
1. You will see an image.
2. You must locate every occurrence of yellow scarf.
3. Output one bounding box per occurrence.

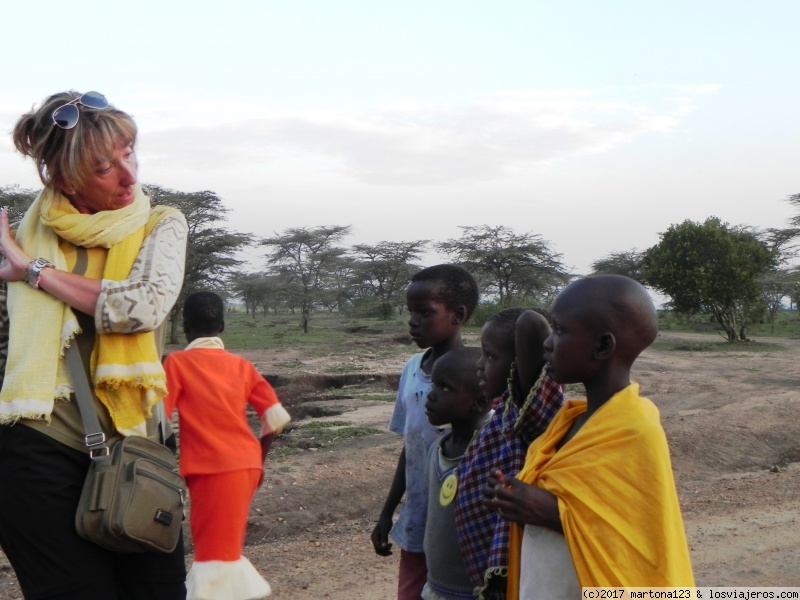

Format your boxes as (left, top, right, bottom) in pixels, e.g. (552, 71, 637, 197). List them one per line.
(0, 186, 172, 436)
(507, 383, 694, 596)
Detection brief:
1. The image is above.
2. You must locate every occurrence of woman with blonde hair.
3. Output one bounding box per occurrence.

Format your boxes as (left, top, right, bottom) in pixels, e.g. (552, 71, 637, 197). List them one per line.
(0, 91, 189, 599)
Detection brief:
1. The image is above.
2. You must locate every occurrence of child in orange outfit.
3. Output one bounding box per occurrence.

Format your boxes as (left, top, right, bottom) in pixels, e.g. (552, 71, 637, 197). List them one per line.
(163, 291, 291, 600)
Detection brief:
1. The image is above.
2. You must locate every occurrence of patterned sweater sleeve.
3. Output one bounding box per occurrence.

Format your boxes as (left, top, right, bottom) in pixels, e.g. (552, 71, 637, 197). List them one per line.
(96, 211, 188, 334)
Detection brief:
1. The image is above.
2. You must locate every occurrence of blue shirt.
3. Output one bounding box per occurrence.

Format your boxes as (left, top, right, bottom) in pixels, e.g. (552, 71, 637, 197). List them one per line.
(388, 351, 443, 552)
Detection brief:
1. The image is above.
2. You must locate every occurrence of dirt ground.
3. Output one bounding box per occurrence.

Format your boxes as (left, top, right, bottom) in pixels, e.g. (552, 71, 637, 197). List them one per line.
(1, 330, 799, 598)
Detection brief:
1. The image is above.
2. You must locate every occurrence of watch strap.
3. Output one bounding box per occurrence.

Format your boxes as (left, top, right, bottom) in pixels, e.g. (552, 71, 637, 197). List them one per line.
(25, 258, 54, 289)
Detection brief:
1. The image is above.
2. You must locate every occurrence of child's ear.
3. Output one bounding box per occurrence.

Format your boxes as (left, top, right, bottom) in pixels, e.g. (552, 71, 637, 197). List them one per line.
(473, 393, 490, 414)
(594, 332, 616, 360)
(451, 305, 468, 325)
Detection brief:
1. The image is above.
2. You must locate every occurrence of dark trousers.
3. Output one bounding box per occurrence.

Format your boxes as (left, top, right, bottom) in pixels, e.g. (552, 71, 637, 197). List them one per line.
(0, 424, 186, 600)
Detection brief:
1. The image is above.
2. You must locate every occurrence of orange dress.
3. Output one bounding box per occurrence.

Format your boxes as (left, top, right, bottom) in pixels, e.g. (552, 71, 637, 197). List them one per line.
(163, 337, 290, 600)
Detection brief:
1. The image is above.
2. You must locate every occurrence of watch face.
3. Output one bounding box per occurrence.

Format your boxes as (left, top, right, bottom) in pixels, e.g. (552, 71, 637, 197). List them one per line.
(26, 258, 53, 288)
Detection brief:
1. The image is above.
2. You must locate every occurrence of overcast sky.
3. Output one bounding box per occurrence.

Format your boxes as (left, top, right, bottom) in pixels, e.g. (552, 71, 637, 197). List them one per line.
(1, 0, 797, 276)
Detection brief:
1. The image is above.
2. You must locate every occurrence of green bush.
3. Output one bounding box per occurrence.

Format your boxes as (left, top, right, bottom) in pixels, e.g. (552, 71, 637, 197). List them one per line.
(345, 298, 400, 320)
(469, 302, 549, 328)
(469, 303, 499, 327)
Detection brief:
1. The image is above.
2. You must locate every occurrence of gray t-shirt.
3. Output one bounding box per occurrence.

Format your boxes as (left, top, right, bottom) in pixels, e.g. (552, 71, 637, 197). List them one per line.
(422, 432, 474, 599)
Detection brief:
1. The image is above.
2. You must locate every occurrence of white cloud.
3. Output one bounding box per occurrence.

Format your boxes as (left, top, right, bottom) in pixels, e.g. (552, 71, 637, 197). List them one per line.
(138, 85, 717, 187)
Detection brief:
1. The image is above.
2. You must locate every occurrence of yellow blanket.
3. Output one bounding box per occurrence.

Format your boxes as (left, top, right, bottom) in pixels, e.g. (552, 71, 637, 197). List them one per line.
(507, 383, 694, 596)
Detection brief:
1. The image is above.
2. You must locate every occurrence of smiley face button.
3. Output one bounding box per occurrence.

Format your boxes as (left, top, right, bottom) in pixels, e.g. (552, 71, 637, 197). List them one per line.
(439, 473, 458, 506)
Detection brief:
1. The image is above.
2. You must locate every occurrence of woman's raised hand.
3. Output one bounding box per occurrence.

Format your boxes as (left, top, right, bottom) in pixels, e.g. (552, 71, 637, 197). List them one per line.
(0, 208, 32, 282)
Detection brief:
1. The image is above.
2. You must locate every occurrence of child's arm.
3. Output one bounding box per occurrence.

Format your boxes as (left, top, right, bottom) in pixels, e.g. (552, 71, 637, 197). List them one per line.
(253, 379, 291, 487)
(370, 446, 406, 557)
(515, 310, 551, 396)
(484, 469, 562, 533)
(260, 433, 275, 462)
(257, 432, 276, 488)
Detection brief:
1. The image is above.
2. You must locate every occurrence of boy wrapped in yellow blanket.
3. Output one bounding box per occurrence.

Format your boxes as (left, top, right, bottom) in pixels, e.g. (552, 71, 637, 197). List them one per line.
(485, 275, 694, 598)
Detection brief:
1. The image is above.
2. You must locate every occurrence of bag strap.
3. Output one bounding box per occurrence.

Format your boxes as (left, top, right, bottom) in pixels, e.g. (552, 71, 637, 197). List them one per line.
(64, 342, 111, 460)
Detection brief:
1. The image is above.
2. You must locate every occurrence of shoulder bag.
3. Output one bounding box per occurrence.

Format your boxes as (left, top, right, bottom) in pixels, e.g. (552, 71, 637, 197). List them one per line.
(67, 342, 186, 553)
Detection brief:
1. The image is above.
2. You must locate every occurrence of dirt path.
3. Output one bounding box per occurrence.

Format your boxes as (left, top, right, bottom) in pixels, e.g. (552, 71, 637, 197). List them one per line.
(1, 331, 798, 598)
(244, 331, 800, 597)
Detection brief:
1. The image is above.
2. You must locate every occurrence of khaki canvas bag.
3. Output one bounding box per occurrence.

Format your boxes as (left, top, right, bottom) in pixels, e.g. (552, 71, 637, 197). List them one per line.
(67, 343, 185, 553)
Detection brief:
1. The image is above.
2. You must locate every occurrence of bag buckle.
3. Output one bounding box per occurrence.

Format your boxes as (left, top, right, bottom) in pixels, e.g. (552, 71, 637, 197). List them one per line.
(89, 446, 110, 459)
(85, 432, 110, 459)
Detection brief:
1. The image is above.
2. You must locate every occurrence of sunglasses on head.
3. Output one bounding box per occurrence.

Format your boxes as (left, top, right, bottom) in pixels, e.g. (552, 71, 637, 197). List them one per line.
(52, 91, 109, 129)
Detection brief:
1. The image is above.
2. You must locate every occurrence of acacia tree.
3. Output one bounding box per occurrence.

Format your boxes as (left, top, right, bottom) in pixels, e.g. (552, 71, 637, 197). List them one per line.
(144, 185, 253, 342)
(757, 222, 800, 320)
(319, 256, 360, 313)
(591, 249, 647, 283)
(350, 240, 428, 318)
(231, 272, 278, 316)
(261, 225, 351, 333)
(436, 225, 567, 306)
(643, 217, 777, 341)
(769, 192, 800, 311)
(782, 192, 800, 238)
(758, 269, 800, 328)
(789, 267, 800, 311)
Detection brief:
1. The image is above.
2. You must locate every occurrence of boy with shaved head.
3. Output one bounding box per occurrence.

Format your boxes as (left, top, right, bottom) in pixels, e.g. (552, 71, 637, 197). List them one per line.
(486, 275, 694, 597)
(422, 346, 490, 599)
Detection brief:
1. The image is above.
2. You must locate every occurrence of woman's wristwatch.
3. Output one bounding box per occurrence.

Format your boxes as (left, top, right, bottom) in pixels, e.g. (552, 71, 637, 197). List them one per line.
(25, 258, 54, 289)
